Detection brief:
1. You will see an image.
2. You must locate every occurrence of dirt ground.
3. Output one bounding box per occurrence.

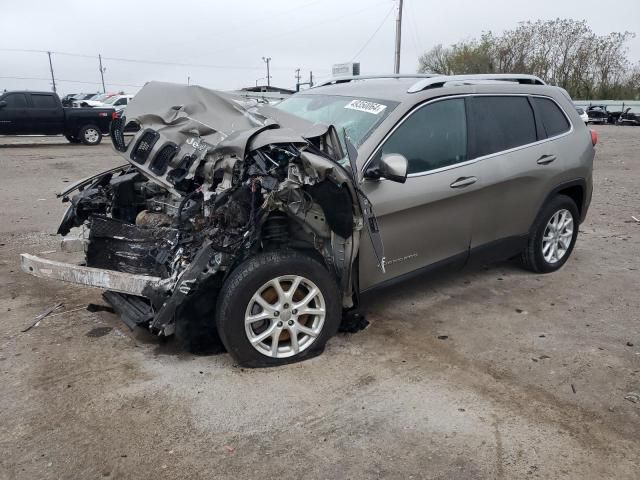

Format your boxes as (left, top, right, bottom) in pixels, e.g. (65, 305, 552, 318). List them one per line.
(0, 127, 638, 479)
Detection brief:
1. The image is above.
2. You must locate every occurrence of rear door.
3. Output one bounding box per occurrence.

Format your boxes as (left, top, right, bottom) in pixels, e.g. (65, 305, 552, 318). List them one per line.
(27, 93, 63, 134)
(359, 97, 481, 290)
(466, 95, 569, 251)
(0, 93, 29, 134)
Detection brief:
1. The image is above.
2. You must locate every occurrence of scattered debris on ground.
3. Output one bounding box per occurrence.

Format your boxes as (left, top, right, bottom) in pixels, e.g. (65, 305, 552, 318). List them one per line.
(21, 302, 63, 332)
(624, 392, 640, 404)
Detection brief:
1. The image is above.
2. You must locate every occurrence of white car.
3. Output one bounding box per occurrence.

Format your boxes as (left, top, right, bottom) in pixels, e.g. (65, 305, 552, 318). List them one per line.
(101, 94, 134, 111)
(73, 93, 116, 108)
(575, 106, 589, 124)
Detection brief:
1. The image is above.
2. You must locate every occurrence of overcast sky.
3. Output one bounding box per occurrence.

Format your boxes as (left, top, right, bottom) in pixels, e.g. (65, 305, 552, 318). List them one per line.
(1, 0, 639, 95)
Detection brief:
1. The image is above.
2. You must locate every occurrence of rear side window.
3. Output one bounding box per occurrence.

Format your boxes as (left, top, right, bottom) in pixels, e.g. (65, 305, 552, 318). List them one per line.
(3, 93, 28, 107)
(381, 98, 467, 174)
(31, 94, 57, 108)
(532, 97, 570, 138)
(469, 96, 537, 158)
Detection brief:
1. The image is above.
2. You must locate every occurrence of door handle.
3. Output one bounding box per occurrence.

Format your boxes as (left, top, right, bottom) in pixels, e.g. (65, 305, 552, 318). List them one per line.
(450, 176, 477, 188)
(537, 154, 556, 165)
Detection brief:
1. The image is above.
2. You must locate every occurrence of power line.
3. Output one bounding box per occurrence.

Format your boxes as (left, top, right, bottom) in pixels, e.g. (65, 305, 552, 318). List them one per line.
(404, 0, 424, 53)
(350, 4, 396, 62)
(0, 47, 331, 75)
(197, 0, 391, 58)
(0, 48, 271, 71)
(0, 75, 143, 88)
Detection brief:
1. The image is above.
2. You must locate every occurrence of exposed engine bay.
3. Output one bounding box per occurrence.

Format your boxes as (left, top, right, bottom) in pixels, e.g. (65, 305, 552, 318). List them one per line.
(48, 82, 381, 337)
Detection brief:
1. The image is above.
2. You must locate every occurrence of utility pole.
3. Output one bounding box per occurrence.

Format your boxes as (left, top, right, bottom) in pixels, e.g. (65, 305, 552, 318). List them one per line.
(394, 0, 404, 74)
(47, 51, 57, 93)
(98, 54, 106, 93)
(187, 76, 191, 86)
(262, 56, 271, 87)
(309, 71, 313, 87)
(295, 68, 301, 92)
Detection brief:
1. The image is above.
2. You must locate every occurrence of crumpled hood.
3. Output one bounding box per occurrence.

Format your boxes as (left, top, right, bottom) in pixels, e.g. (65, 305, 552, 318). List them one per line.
(113, 82, 343, 195)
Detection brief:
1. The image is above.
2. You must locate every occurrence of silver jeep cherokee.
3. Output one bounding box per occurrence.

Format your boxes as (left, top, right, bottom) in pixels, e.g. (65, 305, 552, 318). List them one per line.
(21, 74, 595, 367)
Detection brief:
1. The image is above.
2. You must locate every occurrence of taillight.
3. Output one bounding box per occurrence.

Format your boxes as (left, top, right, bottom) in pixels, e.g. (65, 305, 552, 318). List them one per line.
(111, 111, 118, 120)
(590, 129, 598, 146)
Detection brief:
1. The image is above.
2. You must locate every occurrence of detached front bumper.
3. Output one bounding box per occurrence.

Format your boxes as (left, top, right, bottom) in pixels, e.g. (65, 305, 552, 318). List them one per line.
(20, 253, 162, 297)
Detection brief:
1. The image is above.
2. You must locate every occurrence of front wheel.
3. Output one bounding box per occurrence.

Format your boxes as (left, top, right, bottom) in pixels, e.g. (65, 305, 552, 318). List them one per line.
(520, 194, 579, 273)
(78, 125, 102, 145)
(216, 250, 341, 368)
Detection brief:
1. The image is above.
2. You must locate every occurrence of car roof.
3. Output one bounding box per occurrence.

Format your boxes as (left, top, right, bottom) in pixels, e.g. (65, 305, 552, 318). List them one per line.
(2, 91, 54, 95)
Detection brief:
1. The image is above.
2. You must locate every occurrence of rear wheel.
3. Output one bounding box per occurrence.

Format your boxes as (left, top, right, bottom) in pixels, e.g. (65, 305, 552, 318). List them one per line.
(79, 125, 102, 145)
(520, 194, 579, 273)
(216, 250, 341, 367)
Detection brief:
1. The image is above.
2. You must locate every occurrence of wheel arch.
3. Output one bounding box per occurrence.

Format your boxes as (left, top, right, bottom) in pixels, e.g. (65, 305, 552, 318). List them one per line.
(533, 179, 587, 231)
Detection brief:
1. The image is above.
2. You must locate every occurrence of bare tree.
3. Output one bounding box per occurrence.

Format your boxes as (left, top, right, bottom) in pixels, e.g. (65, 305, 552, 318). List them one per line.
(417, 19, 639, 99)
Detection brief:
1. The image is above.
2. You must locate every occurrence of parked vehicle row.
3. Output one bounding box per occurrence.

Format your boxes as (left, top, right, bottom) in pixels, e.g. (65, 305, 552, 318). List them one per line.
(574, 104, 640, 126)
(61, 92, 134, 111)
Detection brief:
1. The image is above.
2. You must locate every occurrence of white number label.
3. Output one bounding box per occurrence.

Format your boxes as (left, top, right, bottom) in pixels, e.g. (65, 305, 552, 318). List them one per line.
(344, 99, 387, 115)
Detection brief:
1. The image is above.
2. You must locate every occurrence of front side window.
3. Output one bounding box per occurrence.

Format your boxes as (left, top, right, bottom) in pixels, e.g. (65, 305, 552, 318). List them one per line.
(381, 98, 467, 174)
(468, 96, 537, 158)
(532, 97, 570, 138)
(3, 93, 28, 108)
(31, 95, 57, 108)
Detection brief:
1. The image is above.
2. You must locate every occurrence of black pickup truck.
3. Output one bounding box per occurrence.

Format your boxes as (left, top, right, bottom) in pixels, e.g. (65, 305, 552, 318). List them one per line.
(0, 91, 115, 145)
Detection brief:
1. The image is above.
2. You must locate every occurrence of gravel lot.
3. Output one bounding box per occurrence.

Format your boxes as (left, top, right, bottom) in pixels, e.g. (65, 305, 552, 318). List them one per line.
(0, 127, 639, 479)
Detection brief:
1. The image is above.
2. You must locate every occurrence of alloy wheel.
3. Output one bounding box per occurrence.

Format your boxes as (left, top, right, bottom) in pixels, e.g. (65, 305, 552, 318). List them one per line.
(244, 275, 326, 359)
(542, 208, 574, 264)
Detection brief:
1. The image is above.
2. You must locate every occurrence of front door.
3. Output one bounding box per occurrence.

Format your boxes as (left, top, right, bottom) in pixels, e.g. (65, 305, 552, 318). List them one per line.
(359, 97, 480, 290)
(0, 92, 29, 134)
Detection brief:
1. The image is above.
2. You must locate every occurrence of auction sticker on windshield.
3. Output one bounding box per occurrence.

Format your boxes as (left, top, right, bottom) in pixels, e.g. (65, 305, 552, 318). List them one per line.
(344, 99, 387, 115)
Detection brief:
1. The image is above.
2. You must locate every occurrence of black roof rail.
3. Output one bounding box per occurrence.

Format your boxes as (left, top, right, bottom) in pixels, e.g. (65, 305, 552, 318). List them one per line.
(312, 74, 438, 89)
(407, 74, 546, 93)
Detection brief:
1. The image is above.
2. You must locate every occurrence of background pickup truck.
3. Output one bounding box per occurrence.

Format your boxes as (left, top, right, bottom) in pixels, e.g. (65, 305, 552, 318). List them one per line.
(0, 91, 115, 145)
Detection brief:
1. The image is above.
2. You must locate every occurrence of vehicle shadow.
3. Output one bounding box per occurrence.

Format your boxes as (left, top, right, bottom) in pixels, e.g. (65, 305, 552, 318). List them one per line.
(128, 327, 226, 358)
(361, 259, 522, 313)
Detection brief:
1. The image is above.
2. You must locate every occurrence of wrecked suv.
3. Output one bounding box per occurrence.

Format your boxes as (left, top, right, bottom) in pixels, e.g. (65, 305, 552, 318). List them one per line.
(21, 74, 595, 367)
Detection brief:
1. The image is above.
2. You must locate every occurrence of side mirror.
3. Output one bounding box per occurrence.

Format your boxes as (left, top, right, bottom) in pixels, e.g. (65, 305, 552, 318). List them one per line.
(365, 153, 408, 183)
(0, 100, 7, 109)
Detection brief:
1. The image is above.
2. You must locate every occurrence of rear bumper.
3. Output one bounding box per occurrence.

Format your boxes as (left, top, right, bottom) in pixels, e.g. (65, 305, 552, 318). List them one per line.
(20, 253, 161, 296)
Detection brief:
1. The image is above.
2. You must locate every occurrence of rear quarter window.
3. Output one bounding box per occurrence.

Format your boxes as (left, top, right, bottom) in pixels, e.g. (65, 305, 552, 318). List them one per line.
(468, 96, 537, 158)
(31, 94, 58, 108)
(532, 97, 571, 138)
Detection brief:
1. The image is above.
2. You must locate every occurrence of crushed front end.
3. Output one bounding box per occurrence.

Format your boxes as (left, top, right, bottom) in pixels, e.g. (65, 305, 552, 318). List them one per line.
(21, 82, 366, 337)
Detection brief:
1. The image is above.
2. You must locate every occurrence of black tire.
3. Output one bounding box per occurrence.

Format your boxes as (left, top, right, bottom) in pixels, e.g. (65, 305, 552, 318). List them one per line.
(64, 134, 81, 144)
(520, 194, 579, 273)
(78, 125, 102, 145)
(216, 250, 341, 368)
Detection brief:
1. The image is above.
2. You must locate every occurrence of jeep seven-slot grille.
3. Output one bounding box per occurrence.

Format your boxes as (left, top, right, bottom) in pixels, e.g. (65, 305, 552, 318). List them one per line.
(150, 143, 179, 175)
(110, 115, 127, 152)
(130, 130, 160, 164)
